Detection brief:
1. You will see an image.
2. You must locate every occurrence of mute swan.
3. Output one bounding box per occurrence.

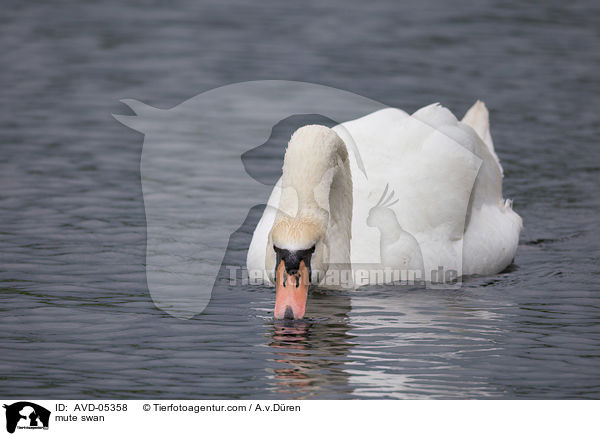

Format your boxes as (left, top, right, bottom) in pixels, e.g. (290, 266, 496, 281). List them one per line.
(247, 101, 522, 319)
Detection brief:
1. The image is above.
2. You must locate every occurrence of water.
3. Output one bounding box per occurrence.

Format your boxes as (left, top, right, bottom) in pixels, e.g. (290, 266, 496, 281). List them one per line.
(1, 0, 599, 399)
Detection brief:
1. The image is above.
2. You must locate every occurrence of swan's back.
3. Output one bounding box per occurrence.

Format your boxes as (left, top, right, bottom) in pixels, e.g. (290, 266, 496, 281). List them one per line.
(247, 102, 522, 284)
(333, 102, 521, 278)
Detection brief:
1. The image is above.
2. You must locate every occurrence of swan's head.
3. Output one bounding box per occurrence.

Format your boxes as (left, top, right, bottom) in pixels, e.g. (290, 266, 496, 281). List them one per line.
(270, 216, 330, 320)
(268, 125, 352, 320)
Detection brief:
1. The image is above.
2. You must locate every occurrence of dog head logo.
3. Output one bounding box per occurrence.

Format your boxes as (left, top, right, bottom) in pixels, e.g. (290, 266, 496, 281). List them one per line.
(3, 402, 50, 434)
(112, 80, 380, 319)
(112, 81, 477, 319)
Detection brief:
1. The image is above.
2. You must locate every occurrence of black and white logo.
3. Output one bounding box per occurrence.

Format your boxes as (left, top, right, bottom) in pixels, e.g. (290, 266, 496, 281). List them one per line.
(3, 402, 50, 434)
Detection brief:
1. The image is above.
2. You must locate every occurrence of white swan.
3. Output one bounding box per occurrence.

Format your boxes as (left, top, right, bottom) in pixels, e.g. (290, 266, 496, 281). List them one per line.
(247, 101, 522, 319)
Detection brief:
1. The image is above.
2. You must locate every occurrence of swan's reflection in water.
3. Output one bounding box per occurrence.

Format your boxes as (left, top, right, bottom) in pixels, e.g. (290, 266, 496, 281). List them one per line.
(265, 290, 356, 399)
(264, 284, 513, 398)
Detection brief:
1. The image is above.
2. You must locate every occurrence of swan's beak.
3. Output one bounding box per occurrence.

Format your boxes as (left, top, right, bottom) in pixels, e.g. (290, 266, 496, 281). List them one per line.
(274, 259, 309, 320)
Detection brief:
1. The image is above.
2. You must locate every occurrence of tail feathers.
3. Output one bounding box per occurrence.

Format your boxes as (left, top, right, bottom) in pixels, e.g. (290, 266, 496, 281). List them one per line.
(462, 100, 503, 176)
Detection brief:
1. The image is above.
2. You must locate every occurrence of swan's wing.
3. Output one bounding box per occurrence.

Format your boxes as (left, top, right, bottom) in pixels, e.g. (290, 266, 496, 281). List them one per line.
(461, 100, 503, 176)
(460, 101, 522, 274)
(337, 105, 484, 279)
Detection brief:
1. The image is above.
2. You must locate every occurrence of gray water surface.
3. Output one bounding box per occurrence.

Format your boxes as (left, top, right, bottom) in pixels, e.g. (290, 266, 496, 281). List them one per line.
(1, 0, 600, 399)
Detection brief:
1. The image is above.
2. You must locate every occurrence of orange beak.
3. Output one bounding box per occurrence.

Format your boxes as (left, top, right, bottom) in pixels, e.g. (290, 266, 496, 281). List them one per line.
(274, 259, 310, 320)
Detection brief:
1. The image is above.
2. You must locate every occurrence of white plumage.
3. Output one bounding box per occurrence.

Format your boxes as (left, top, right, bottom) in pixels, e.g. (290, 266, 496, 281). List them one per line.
(247, 101, 522, 286)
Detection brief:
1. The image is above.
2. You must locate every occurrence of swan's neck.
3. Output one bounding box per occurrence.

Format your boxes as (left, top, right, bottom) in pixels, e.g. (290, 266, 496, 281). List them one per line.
(324, 159, 353, 264)
(273, 125, 353, 267)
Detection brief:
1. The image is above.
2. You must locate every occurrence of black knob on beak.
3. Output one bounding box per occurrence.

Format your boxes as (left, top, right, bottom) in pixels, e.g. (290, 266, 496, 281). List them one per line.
(273, 245, 316, 282)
